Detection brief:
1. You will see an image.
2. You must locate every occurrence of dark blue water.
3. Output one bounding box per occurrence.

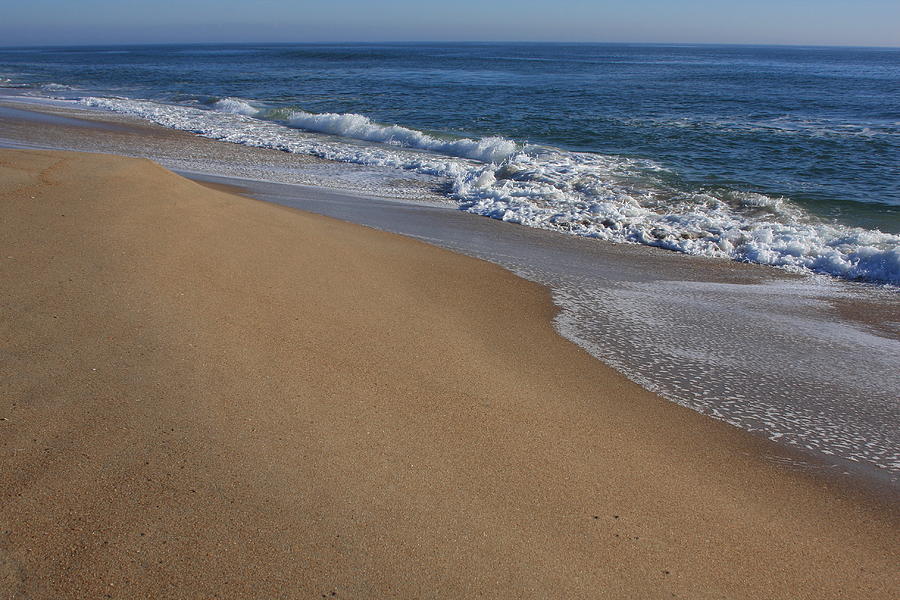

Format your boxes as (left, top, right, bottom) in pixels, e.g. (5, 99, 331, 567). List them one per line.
(2, 43, 899, 282)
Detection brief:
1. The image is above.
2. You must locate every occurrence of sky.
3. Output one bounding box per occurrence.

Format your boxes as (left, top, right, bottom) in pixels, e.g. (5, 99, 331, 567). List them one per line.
(1, 0, 898, 48)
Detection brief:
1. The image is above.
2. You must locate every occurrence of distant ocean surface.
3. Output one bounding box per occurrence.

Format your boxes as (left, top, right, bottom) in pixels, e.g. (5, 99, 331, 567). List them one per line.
(2, 43, 898, 283)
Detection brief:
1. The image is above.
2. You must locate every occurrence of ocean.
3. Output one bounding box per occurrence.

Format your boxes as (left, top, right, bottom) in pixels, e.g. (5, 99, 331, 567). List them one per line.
(1, 42, 898, 284)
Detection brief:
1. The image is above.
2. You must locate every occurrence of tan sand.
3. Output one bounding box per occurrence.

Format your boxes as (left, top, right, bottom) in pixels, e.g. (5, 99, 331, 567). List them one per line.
(0, 149, 897, 599)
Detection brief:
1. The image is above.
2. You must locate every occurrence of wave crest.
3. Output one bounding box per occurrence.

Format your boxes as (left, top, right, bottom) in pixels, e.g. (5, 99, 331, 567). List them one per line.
(77, 96, 900, 285)
(285, 110, 517, 163)
(213, 97, 259, 116)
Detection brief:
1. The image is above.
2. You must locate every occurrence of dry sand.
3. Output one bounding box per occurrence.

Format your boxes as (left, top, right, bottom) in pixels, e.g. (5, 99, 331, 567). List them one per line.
(0, 149, 897, 599)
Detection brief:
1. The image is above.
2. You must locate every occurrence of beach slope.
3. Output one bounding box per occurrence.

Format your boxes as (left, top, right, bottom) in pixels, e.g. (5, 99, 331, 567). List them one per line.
(0, 149, 896, 599)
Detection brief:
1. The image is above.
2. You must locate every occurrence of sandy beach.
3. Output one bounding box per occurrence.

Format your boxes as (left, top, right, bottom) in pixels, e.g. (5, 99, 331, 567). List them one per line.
(0, 147, 897, 598)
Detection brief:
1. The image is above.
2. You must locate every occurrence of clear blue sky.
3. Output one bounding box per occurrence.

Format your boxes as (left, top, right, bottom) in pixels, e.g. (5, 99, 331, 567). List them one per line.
(1, 0, 898, 47)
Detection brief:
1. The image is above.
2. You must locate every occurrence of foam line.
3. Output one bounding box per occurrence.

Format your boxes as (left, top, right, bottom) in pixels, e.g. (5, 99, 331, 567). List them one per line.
(78, 96, 900, 285)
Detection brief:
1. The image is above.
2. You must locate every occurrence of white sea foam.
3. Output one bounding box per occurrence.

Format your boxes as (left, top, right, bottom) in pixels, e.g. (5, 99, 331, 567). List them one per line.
(547, 276, 900, 473)
(213, 97, 259, 116)
(623, 114, 899, 140)
(40, 82, 75, 92)
(285, 110, 518, 163)
(0, 78, 29, 88)
(78, 96, 900, 285)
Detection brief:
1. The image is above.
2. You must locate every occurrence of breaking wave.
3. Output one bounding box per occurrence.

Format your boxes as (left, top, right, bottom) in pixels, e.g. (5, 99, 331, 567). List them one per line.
(212, 97, 259, 116)
(284, 110, 518, 163)
(78, 96, 900, 285)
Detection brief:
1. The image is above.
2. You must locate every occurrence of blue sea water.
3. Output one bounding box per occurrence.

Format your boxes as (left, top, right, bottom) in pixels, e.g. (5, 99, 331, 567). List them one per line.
(1, 43, 898, 282)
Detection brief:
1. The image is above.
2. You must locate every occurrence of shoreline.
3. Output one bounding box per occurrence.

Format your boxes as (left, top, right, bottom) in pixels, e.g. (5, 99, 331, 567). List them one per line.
(1, 148, 897, 598)
(2, 96, 899, 484)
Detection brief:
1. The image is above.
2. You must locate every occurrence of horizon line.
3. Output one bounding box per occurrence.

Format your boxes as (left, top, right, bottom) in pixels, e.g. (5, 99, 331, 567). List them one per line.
(1, 40, 899, 51)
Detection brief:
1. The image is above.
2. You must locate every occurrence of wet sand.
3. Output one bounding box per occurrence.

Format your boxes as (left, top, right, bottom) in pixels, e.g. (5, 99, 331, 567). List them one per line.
(1, 148, 897, 598)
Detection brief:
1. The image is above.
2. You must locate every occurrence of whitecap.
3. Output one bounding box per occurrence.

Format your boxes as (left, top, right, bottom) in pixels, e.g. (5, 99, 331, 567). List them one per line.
(77, 96, 900, 285)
